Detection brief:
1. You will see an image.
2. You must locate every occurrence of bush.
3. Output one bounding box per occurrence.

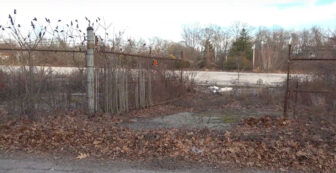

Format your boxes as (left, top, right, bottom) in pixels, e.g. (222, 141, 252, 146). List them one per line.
(175, 60, 191, 69)
(223, 56, 252, 71)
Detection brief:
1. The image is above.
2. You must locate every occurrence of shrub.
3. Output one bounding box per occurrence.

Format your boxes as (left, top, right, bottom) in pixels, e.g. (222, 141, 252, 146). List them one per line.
(223, 56, 252, 71)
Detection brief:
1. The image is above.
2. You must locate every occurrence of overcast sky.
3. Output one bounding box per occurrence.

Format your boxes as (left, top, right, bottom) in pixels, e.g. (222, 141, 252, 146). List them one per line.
(1, 0, 336, 41)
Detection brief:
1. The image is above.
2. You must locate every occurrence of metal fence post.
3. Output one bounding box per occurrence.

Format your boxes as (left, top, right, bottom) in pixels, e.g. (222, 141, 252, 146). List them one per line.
(86, 27, 95, 114)
(283, 43, 291, 117)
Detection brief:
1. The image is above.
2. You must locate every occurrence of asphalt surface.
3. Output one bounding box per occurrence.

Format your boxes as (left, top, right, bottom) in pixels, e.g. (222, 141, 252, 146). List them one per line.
(0, 153, 273, 173)
(0, 156, 212, 173)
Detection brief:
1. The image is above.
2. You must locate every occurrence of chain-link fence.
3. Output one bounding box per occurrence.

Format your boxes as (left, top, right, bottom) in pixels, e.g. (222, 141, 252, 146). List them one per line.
(0, 27, 193, 117)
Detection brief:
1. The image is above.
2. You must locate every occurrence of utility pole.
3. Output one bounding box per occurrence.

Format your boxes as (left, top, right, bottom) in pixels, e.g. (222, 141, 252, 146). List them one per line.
(86, 27, 95, 114)
(252, 44, 255, 70)
(261, 40, 265, 71)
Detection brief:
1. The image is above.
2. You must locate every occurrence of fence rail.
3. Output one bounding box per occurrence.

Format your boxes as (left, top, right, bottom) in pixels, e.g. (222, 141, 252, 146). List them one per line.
(0, 47, 182, 61)
(0, 47, 86, 53)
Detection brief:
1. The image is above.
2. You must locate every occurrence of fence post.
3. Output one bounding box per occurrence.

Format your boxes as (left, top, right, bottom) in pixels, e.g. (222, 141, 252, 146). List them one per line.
(86, 27, 95, 114)
(283, 43, 292, 117)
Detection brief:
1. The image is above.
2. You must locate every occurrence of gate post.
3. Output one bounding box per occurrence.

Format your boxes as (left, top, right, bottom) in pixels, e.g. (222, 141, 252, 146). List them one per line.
(86, 27, 95, 114)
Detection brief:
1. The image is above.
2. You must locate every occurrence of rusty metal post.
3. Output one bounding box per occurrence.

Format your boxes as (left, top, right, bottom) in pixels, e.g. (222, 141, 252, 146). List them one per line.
(237, 56, 240, 85)
(86, 27, 95, 114)
(283, 43, 292, 117)
(293, 80, 299, 117)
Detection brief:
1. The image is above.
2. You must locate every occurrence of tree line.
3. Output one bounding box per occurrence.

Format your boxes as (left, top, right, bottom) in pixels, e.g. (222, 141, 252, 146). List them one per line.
(178, 23, 336, 72)
(0, 10, 335, 71)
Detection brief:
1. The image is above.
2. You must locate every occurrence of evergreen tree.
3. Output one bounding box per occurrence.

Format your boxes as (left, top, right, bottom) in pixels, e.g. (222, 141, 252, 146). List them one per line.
(229, 28, 253, 59)
(202, 39, 215, 68)
(224, 28, 253, 70)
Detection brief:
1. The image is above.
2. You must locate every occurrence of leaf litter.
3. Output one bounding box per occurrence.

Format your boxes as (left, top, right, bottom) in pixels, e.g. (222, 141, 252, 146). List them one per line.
(0, 112, 335, 172)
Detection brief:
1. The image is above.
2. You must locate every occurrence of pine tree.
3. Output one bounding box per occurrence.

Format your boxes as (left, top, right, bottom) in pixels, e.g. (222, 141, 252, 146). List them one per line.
(225, 28, 253, 70)
(229, 28, 253, 59)
(202, 39, 215, 68)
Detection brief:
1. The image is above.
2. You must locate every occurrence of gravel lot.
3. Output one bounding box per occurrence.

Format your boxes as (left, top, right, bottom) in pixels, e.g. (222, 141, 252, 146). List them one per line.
(0, 65, 290, 86)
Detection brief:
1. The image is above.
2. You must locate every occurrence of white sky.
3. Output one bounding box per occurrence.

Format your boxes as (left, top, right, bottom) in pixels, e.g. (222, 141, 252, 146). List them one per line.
(1, 0, 336, 41)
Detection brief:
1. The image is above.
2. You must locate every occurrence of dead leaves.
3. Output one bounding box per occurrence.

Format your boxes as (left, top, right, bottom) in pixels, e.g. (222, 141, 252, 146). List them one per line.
(0, 115, 334, 172)
(76, 152, 89, 159)
(242, 116, 291, 128)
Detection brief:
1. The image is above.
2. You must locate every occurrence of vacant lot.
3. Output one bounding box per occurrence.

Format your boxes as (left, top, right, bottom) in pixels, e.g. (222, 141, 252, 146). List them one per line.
(0, 87, 335, 173)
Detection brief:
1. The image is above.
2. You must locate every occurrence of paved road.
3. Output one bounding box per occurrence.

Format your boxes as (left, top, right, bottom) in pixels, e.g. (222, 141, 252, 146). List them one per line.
(0, 157, 212, 173)
(0, 153, 272, 173)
